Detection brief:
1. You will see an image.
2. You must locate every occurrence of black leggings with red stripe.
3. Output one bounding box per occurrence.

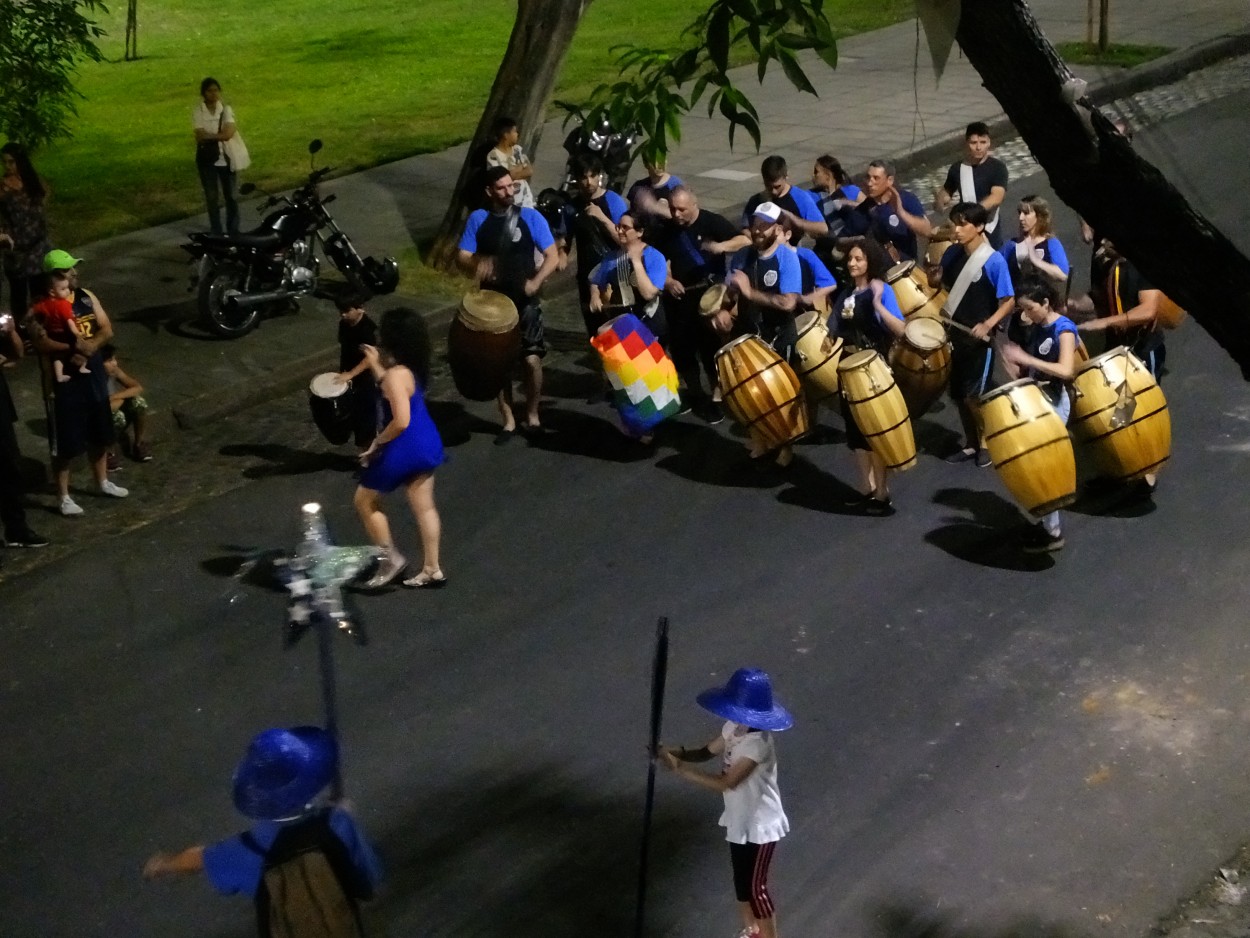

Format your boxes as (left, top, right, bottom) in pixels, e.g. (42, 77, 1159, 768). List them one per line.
(730, 840, 777, 919)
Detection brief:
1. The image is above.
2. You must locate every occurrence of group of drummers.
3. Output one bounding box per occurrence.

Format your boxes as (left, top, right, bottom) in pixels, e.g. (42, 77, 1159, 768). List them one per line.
(455, 121, 1176, 553)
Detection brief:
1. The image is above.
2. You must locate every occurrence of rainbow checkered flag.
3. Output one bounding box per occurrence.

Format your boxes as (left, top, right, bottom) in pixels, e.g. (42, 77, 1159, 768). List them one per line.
(590, 313, 682, 436)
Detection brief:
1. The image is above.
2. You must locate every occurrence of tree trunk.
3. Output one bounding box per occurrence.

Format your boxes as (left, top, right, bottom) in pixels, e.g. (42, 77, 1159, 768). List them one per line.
(428, 0, 592, 270)
(957, 0, 1250, 378)
(1098, 0, 1110, 52)
(125, 0, 138, 61)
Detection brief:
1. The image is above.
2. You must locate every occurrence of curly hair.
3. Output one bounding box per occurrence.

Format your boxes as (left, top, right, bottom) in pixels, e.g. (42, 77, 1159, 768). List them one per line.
(849, 238, 893, 282)
(1, 143, 45, 202)
(378, 307, 432, 388)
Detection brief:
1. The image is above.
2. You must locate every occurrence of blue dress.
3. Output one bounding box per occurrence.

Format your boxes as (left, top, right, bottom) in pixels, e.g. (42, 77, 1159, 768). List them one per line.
(359, 385, 445, 493)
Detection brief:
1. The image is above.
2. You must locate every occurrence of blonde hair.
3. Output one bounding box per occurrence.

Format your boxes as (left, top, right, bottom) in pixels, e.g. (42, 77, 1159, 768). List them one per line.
(1018, 195, 1053, 238)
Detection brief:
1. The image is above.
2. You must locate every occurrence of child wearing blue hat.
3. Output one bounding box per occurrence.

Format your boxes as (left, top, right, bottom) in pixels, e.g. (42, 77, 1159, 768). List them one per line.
(143, 726, 383, 937)
(662, 668, 793, 938)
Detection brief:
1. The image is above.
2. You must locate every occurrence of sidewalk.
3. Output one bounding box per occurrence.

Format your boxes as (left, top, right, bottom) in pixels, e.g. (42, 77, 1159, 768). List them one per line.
(5, 0, 1247, 462)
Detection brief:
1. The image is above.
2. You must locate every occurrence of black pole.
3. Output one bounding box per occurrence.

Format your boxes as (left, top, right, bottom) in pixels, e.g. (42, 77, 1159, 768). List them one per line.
(315, 609, 344, 800)
(635, 616, 669, 938)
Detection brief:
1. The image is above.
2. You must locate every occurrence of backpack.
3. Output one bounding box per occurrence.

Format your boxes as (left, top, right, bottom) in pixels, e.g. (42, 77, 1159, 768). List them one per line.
(240, 809, 373, 938)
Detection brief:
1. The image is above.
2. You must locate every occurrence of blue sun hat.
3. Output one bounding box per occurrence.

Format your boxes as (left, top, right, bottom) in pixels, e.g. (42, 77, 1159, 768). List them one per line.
(231, 726, 338, 820)
(696, 668, 793, 731)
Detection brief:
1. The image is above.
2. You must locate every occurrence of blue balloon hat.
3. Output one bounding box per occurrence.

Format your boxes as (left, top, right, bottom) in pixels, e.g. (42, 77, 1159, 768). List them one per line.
(231, 726, 338, 820)
(696, 668, 793, 731)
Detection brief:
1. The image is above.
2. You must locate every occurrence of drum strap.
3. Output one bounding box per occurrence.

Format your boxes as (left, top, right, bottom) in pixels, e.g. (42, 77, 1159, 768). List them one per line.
(942, 242, 994, 320)
(960, 163, 998, 233)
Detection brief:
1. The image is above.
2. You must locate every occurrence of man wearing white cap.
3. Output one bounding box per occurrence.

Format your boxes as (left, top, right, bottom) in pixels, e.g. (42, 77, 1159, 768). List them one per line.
(727, 202, 803, 365)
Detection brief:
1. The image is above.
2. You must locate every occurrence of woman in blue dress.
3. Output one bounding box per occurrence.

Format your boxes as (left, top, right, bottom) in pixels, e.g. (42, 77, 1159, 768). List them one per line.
(354, 307, 447, 589)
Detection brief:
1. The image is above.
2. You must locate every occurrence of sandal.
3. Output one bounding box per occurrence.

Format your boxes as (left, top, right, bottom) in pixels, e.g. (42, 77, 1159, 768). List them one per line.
(403, 570, 448, 589)
(363, 551, 407, 590)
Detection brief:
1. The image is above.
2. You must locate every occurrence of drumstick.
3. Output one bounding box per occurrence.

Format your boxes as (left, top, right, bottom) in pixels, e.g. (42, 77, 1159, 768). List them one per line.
(938, 312, 991, 344)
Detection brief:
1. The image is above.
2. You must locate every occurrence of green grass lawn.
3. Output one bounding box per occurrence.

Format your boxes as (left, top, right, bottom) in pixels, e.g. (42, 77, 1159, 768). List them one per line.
(1057, 41, 1173, 68)
(35, 0, 916, 246)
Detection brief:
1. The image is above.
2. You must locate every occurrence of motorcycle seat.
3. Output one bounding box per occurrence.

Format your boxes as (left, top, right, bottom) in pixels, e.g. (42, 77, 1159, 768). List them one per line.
(191, 230, 282, 250)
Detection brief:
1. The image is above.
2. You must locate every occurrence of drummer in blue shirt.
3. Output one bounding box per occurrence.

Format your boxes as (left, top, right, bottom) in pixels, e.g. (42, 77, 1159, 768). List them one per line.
(743, 155, 827, 243)
(843, 159, 932, 262)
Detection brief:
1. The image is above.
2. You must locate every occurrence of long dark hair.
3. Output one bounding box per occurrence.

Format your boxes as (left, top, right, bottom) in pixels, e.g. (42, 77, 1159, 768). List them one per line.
(379, 307, 431, 388)
(1, 143, 45, 202)
(814, 154, 850, 187)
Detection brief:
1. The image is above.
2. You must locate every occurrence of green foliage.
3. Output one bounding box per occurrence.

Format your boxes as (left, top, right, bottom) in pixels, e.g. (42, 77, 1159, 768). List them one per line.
(0, 0, 107, 148)
(557, 0, 843, 161)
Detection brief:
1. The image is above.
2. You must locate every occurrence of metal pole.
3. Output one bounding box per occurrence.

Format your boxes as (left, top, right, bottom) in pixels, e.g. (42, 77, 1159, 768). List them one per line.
(1098, 0, 1111, 52)
(635, 617, 670, 938)
(1086, 0, 1095, 45)
(315, 610, 344, 800)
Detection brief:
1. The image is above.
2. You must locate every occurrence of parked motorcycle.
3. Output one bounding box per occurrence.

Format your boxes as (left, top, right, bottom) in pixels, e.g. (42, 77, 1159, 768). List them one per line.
(559, 118, 640, 197)
(183, 140, 398, 338)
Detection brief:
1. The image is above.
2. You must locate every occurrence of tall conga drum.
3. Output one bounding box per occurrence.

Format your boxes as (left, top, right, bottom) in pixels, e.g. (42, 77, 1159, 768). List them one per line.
(888, 318, 951, 418)
(447, 290, 521, 401)
(715, 335, 809, 451)
(926, 226, 955, 267)
(793, 311, 844, 408)
(887, 261, 932, 318)
(590, 313, 682, 437)
(308, 372, 353, 445)
(837, 350, 917, 471)
(980, 379, 1076, 516)
(1069, 346, 1170, 481)
(699, 282, 738, 334)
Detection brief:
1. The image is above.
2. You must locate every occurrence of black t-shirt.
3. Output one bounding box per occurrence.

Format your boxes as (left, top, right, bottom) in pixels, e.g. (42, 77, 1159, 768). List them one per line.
(942, 157, 1009, 247)
(654, 210, 741, 287)
(338, 314, 378, 375)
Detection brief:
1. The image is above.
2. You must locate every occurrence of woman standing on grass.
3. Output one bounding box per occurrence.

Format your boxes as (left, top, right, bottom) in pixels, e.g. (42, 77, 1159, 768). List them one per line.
(353, 307, 447, 590)
(0, 142, 51, 319)
(193, 78, 241, 235)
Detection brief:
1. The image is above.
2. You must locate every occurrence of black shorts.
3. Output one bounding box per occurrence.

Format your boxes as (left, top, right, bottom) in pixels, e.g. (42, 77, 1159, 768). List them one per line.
(47, 373, 114, 461)
(839, 393, 871, 452)
(518, 299, 546, 359)
(949, 341, 994, 401)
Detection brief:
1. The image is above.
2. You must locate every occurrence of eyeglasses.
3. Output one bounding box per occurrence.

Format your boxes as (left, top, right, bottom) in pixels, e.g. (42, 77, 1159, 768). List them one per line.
(617, 223, 636, 232)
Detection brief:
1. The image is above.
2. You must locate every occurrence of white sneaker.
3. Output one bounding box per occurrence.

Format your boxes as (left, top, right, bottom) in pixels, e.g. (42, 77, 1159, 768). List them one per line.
(99, 479, 129, 498)
(60, 496, 84, 516)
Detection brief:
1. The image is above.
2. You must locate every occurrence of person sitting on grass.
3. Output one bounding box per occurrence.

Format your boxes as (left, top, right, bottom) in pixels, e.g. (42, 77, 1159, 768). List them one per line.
(101, 344, 153, 462)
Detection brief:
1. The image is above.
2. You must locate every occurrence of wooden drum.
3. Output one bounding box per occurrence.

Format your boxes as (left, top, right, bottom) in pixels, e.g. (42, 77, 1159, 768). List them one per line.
(888, 317, 951, 418)
(886, 260, 947, 321)
(837, 350, 917, 471)
(1069, 346, 1171, 482)
(793, 311, 844, 408)
(980, 379, 1076, 516)
(715, 335, 809, 451)
(925, 225, 955, 267)
(447, 290, 521, 401)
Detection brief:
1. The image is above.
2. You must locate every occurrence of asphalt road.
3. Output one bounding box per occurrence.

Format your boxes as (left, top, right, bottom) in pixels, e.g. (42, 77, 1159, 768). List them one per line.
(5, 93, 1250, 938)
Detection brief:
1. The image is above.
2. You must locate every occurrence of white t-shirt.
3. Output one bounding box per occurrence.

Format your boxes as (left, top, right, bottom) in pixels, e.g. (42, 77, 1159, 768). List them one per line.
(717, 721, 789, 844)
(486, 145, 535, 208)
(193, 102, 235, 168)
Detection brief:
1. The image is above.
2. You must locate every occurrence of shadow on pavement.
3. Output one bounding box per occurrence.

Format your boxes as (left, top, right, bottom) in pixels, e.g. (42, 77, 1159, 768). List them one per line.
(925, 487, 1056, 571)
(523, 407, 658, 464)
(655, 421, 791, 489)
(370, 766, 705, 936)
(199, 546, 289, 594)
(776, 455, 867, 515)
(874, 902, 1084, 938)
(118, 297, 198, 337)
(1066, 479, 1159, 519)
(426, 399, 489, 448)
(219, 442, 360, 479)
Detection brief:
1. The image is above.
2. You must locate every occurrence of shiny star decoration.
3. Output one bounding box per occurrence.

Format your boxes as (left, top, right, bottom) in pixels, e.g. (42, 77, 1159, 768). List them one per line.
(274, 503, 380, 646)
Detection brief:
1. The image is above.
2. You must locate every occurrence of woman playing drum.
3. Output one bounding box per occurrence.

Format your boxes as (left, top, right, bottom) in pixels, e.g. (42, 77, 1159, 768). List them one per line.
(828, 239, 905, 514)
(999, 278, 1079, 552)
(998, 196, 1071, 359)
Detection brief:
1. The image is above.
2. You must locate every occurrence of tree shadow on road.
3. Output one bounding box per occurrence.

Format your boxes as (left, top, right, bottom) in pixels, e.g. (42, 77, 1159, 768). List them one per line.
(925, 487, 1056, 571)
(369, 765, 706, 937)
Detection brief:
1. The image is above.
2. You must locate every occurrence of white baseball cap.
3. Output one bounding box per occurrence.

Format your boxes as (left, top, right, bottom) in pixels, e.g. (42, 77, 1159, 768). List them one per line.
(752, 201, 782, 223)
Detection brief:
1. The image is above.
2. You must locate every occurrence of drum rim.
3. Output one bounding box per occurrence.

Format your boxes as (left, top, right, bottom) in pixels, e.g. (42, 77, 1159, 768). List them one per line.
(309, 372, 350, 398)
(794, 309, 823, 333)
(902, 317, 948, 348)
(838, 348, 884, 371)
(885, 260, 916, 282)
(979, 377, 1043, 403)
(699, 283, 730, 314)
(1078, 344, 1141, 373)
(716, 332, 768, 356)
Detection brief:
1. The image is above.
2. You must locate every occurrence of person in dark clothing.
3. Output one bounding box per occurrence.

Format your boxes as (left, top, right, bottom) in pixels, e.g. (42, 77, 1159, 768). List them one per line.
(333, 292, 381, 450)
(0, 310, 47, 552)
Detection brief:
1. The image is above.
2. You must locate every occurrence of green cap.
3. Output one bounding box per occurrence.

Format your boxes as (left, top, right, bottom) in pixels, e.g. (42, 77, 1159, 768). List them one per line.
(43, 249, 83, 272)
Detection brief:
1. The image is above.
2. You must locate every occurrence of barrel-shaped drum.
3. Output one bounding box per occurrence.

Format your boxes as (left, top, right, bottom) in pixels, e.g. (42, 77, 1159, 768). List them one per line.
(837, 350, 917, 471)
(980, 379, 1076, 516)
(926, 226, 954, 267)
(447, 290, 521, 401)
(715, 335, 809, 451)
(886, 260, 947, 320)
(308, 372, 353, 445)
(889, 318, 951, 418)
(793, 311, 844, 408)
(1069, 346, 1171, 482)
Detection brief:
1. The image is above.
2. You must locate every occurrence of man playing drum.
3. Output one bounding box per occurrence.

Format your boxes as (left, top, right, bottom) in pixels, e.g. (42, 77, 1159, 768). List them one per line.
(843, 159, 932, 262)
(934, 122, 1010, 249)
(656, 186, 749, 423)
(457, 166, 560, 442)
(566, 155, 629, 338)
(926, 203, 1015, 468)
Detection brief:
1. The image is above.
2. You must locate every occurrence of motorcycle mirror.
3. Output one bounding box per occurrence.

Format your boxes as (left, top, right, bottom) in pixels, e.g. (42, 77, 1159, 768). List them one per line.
(239, 182, 257, 195)
(308, 139, 323, 155)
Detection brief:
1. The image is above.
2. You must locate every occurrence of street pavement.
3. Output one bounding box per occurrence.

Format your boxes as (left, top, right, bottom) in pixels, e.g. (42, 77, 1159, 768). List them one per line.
(5, 79, 1250, 938)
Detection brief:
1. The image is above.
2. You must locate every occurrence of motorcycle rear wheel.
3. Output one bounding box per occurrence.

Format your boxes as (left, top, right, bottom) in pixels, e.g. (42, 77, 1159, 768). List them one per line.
(199, 264, 260, 337)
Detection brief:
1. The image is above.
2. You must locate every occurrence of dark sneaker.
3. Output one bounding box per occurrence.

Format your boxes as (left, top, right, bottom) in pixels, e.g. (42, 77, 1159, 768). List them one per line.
(5, 529, 49, 548)
(945, 446, 976, 464)
(675, 400, 693, 416)
(106, 451, 123, 472)
(975, 447, 993, 469)
(133, 442, 154, 462)
(697, 402, 724, 425)
(864, 496, 896, 517)
(1022, 525, 1064, 553)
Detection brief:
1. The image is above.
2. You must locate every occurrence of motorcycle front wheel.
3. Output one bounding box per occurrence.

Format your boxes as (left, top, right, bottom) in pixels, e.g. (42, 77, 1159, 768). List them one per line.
(199, 264, 260, 338)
